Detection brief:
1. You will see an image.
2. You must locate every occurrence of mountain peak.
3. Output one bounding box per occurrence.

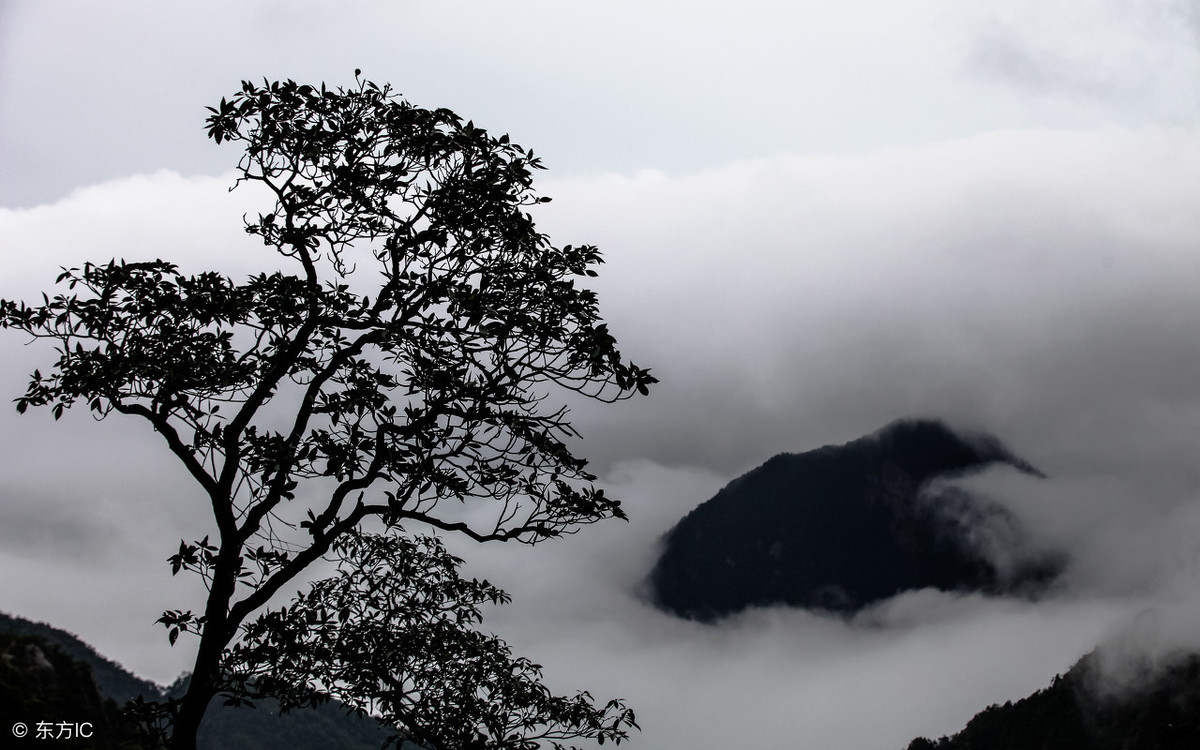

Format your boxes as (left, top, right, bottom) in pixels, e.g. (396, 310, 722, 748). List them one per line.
(647, 419, 1060, 621)
(868, 419, 1043, 478)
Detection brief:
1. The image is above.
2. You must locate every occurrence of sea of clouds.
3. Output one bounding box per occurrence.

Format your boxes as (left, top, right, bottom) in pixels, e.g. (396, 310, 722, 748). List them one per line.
(1, 120, 1198, 747)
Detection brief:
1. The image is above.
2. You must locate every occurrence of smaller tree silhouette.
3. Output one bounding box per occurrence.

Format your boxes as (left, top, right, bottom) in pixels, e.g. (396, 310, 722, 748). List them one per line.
(2, 73, 652, 750)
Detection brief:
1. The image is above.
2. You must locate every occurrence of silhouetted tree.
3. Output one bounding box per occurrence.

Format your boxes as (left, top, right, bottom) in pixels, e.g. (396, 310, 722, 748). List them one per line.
(1, 72, 652, 750)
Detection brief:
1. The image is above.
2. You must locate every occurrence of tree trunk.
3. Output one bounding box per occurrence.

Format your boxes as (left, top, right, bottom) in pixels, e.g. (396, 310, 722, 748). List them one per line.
(169, 545, 240, 750)
(168, 681, 212, 750)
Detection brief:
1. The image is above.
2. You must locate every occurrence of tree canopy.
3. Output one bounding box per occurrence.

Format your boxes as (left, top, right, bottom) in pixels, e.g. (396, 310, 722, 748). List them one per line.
(1, 73, 653, 750)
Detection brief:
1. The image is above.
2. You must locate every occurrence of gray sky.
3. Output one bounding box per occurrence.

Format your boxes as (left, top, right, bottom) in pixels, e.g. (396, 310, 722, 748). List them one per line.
(2, 2, 1200, 747)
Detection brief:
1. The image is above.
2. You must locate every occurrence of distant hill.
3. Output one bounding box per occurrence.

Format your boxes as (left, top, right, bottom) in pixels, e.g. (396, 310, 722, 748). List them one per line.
(0, 630, 144, 749)
(907, 647, 1200, 749)
(647, 419, 1062, 620)
(0, 612, 393, 749)
(0, 612, 163, 706)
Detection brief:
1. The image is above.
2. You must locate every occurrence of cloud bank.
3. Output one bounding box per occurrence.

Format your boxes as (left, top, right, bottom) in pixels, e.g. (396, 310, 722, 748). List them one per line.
(1, 123, 1198, 747)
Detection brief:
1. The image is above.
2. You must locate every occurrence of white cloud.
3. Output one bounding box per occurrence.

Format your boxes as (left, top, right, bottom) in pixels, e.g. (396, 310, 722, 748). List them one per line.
(534, 127, 1200, 477)
(1, 121, 1198, 748)
(6, 0, 1199, 206)
(963, 0, 1200, 114)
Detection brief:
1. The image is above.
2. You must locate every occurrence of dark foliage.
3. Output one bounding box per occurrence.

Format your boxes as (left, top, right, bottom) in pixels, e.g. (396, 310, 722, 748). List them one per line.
(227, 532, 636, 749)
(182, 683, 393, 750)
(1, 73, 652, 750)
(0, 632, 145, 749)
(648, 419, 1060, 620)
(907, 649, 1200, 750)
(0, 611, 393, 750)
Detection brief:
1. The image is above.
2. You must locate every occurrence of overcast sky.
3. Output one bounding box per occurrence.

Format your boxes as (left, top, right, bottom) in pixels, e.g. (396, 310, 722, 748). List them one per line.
(2, 2, 1200, 748)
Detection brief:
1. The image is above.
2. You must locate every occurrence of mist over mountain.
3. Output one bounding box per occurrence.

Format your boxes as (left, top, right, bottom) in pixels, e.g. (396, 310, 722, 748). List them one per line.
(907, 645, 1200, 749)
(648, 419, 1063, 620)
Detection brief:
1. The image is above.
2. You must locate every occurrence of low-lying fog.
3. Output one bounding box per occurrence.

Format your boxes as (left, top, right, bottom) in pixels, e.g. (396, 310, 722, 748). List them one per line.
(2, 106, 1198, 750)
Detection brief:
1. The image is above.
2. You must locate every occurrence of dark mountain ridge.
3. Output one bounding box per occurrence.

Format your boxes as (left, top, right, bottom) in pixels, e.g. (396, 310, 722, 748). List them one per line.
(0, 611, 391, 749)
(907, 645, 1200, 749)
(1, 630, 146, 749)
(648, 419, 1061, 620)
(0, 611, 163, 705)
